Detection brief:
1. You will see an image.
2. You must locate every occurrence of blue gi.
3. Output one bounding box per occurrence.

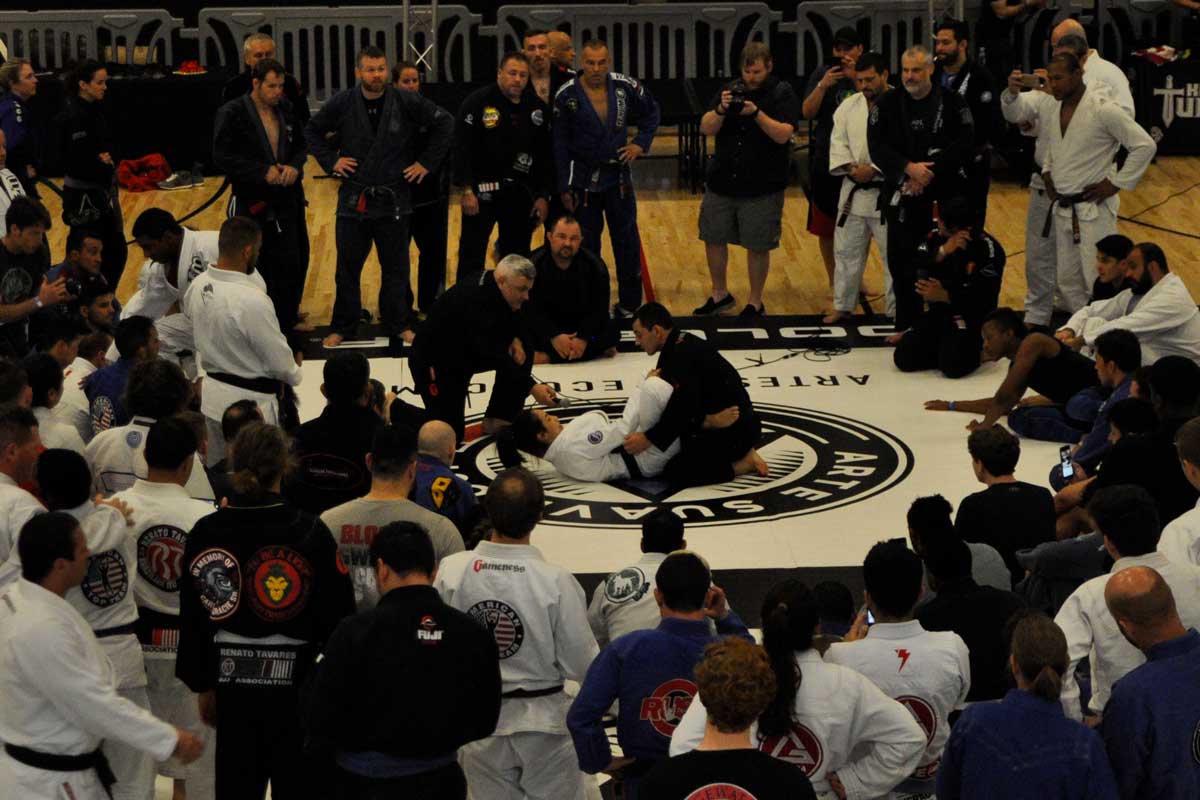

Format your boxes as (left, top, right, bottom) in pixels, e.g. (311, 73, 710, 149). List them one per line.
(412, 453, 480, 538)
(553, 74, 659, 312)
(566, 612, 750, 799)
(1102, 628, 1200, 800)
(84, 357, 133, 434)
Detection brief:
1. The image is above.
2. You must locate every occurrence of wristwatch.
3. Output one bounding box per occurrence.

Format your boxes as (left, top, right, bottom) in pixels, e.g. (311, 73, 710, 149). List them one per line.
(31, 296, 43, 310)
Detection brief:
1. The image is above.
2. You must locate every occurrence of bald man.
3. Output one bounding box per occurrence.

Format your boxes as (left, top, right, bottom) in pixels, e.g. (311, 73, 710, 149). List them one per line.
(1050, 21, 1134, 113)
(413, 420, 481, 539)
(1102, 567, 1200, 799)
(547, 31, 576, 71)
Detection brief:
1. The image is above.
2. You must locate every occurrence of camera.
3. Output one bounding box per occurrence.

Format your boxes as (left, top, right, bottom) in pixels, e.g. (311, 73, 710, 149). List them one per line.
(64, 277, 82, 298)
(727, 79, 747, 116)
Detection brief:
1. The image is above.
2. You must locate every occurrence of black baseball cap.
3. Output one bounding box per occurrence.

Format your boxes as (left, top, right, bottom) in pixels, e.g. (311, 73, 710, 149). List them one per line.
(833, 27, 862, 48)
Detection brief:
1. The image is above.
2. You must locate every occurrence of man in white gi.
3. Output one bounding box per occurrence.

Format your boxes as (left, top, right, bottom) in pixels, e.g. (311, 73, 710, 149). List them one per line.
(588, 509, 685, 648)
(0, 511, 203, 799)
(54, 330, 111, 445)
(26, 354, 87, 455)
(0, 405, 44, 565)
(85, 359, 215, 501)
(825, 51, 894, 324)
(1050, 21, 1135, 113)
(1041, 52, 1155, 313)
(826, 539, 970, 796)
(111, 418, 216, 800)
(126, 209, 223, 373)
(183, 215, 301, 464)
(1054, 485, 1200, 721)
(1159, 417, 1200, 565)
(435, 467, 598, 800)
(1057, 242, 1200, 366)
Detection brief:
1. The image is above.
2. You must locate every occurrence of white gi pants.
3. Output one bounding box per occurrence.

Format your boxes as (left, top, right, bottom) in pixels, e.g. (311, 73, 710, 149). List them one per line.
(1023, 187, 1059, 326)
(461, 732, 586, 800)
(833, 212, 894, 317)
(102, 686, 155, 800)
(625, 377, 681, 477)
(0, 751, 109, 800)
(201, 380, 282, 467)
(145, 659, 215, 799)
(1055, 202, 1117, 313)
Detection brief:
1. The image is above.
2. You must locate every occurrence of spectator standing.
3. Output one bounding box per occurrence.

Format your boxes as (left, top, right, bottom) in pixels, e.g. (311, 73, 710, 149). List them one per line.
(0, 128, 28, 222)
(413, 420, 481, 540)
(976, 0, 1047, 88)
(1102, 566, 1200, 800)
(0, 197, 64, 358)
(0, 59, 40, 196)
(956, 425, 1055, 582)
(1050, 23, 1135, 113)
(220, 32, 309, 123)
(937, 611, 1118, 800)
(434, 468, 598, 800)
(695, 43, 799, 318)
(305, 522, 501, 799)
(1159, 417, 1200, 566)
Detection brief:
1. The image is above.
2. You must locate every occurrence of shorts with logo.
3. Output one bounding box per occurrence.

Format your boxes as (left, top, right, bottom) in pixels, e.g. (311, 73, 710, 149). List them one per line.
(698, 189, 785, 252)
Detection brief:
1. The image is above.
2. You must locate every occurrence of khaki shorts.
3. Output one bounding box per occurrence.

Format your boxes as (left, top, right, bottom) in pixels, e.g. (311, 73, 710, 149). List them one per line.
(698, 189, 785, 252)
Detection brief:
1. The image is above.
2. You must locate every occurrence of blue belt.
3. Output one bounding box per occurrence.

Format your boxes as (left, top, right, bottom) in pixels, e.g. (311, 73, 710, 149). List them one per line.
(336, 749, 458, 779)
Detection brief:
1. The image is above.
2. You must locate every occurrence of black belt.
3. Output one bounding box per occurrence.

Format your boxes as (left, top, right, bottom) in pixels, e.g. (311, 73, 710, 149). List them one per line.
(95, 622, 137, 639)
(502, 685, 563, 699)
(837, 180, 886, 227)
(4, 744, 116, 797)
(208, 372, 282, 396)
(618, 449, 645, 480)
(1041, 193, 1087, 242)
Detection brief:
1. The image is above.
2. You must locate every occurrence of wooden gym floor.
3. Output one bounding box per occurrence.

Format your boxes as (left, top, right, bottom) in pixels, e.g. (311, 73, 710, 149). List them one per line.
(39, 136, 1200, 320)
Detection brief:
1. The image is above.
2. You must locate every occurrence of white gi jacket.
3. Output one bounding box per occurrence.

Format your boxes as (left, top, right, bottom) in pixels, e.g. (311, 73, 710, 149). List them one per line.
(826, 620, 970, 785)
(0, 472, 44, 564)
(828, 92, 882, 218)
(1159, 500, 1200, 566)
(435, 540, 598, 736)
(33, 406, 86, 455)
(587, 551, 668, 647)
(1054, 551, 1200, 719)
(0, 579, 176, 799)
(55, 357, 99, 445)
(1083, 51, 1135, 114)
(671, 649, 925, 800)
(183, 267, 301, 425)
(123, 229, 221, 359)
(85, 416, 215, 502)
(1043, 87, 1155, 223)
(1060, 273, 1200, 365)
(0, 168, 27, 223)
(1001, 88, 1058, 189)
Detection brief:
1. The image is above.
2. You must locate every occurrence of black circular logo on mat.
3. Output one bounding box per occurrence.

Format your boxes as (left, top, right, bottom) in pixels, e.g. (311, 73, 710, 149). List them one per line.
(457, 400, 913, 529)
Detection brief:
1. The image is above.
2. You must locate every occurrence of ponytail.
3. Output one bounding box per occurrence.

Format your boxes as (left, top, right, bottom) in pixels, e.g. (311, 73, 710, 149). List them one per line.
(1010, 611, 1069, 704)
(495, 409, 550, 468)
(228, 422, 290, 496)
(757, 579, 819, 738)
(1029, 664, 1063, 703)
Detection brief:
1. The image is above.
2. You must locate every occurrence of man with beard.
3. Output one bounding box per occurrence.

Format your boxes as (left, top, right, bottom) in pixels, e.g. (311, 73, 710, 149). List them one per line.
(868, 45, 973, 336)
(527, 215, 617, 364)
(1058, 242, 1200, 366)
(523, 29, 561, 105)
(933, 19, 1000, 227)
(214, 58, 310, 333)
(1041, 52, 1154, 314)
(554, 40, 659, 317)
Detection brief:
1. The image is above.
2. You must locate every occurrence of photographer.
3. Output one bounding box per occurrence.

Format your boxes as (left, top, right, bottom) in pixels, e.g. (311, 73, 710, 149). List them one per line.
(893, 197, 1005, 378)
(695, 43, 800, 318)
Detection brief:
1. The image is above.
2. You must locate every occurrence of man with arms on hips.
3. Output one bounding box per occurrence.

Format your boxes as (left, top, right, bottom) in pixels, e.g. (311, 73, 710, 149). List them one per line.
(695, 42, 799, 318)
(1050, 22, 1134, 113)
(825, 51, 894, 324)
(0, 512, 203, 799)
(1040, 52, 1154, 313)
(183, 216, 302, 464)
(434, 467, 598, 800)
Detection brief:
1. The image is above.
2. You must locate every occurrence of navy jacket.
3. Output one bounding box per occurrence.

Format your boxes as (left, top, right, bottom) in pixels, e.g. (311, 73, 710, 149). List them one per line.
(566, 613, 751, 773)
(84, 357, 133, 433)
(1102, 629, 1200, 800)
(412, 454, 480, 538)
(552, 73, 659, 193)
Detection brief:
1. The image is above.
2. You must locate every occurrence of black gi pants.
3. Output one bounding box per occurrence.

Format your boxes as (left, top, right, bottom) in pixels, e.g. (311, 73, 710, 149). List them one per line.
(254, 209, 310, 332)
(884, 195, 935, 331)
(664, 409, 761, 489)
(406, 197, 449, 314)
(332, 214, 412, 338)
(411, 352, 532, 442)
(336, 763, 466, 800)
(215, 687, 312, 799)
(457, 185, 536, 286)
(532, 318, 620, 363)
(893, 313, 981, 379)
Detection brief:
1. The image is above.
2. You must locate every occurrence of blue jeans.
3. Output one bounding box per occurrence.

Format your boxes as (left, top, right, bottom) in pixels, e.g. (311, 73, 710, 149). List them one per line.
(1009, 387, 1105, 444)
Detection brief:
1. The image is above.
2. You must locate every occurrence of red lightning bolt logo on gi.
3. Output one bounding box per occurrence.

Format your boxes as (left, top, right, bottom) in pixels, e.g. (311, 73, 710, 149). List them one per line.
(896, 648, 911, 671)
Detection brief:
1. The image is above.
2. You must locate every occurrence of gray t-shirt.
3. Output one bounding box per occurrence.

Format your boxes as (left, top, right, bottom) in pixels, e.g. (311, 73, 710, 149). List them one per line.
(321, 497, 465, 609)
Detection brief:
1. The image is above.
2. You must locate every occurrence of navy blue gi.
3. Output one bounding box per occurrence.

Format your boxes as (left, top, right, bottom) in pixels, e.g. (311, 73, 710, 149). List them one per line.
(84, 356, 133, 435)
(553, 74, 659, 313)
(412, 453, 481, 539)
(1102, 628, 1200, 800)
(566, 613, 751, 799)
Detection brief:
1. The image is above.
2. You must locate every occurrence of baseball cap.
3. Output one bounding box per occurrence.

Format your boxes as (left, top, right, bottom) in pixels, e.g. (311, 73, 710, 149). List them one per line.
(833, 27, 862, 48)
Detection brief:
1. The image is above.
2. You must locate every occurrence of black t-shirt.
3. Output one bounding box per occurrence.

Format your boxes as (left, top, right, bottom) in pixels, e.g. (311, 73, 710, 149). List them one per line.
(706, 76, 801, 198)
(803, 68, 857, 173)
(977, 0, 1021, 46)
(0, 241, 48, 356)
(955, 481, 1056, 584)
(641, 749, 817, 800)
(364, 94, 385, 134)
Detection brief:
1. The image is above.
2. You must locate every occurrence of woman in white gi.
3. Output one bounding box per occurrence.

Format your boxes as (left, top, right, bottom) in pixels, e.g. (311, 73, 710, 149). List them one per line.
(495, 375, 681, 482)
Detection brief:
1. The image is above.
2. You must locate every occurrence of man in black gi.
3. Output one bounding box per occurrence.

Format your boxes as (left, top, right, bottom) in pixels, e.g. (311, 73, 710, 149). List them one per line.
(453, 52, 552, 285)
(624, 302, 768, 488)
(408, 254, 559, 441)
(893, 196, 1005, 378)
(527, 215, 617, 364)
(306, 46, 453, 348)
(213, 58, 310, 333)
(934, 19, 1001, 227)
(221, 32, 309, 124)
(305, 521, 501, 799)
(869, 44, 974, 335)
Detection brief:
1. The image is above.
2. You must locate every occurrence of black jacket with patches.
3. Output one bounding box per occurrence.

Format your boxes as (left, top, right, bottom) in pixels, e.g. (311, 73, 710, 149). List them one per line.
(867, 84, 974, 198)
(914, 227, 1006, 330)
(454, 83, 552, 196)
(937, 60, 1001, 151)
(213, 94, 308, 216)
(176, 493, 356, 693)
(285, 403, 384, 516)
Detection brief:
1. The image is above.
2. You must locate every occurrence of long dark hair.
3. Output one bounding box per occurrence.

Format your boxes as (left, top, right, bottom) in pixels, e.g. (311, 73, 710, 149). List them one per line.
(757, 579, 820, 738)
(494, 409, 549, 468)
(69, 59, 105, 97)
